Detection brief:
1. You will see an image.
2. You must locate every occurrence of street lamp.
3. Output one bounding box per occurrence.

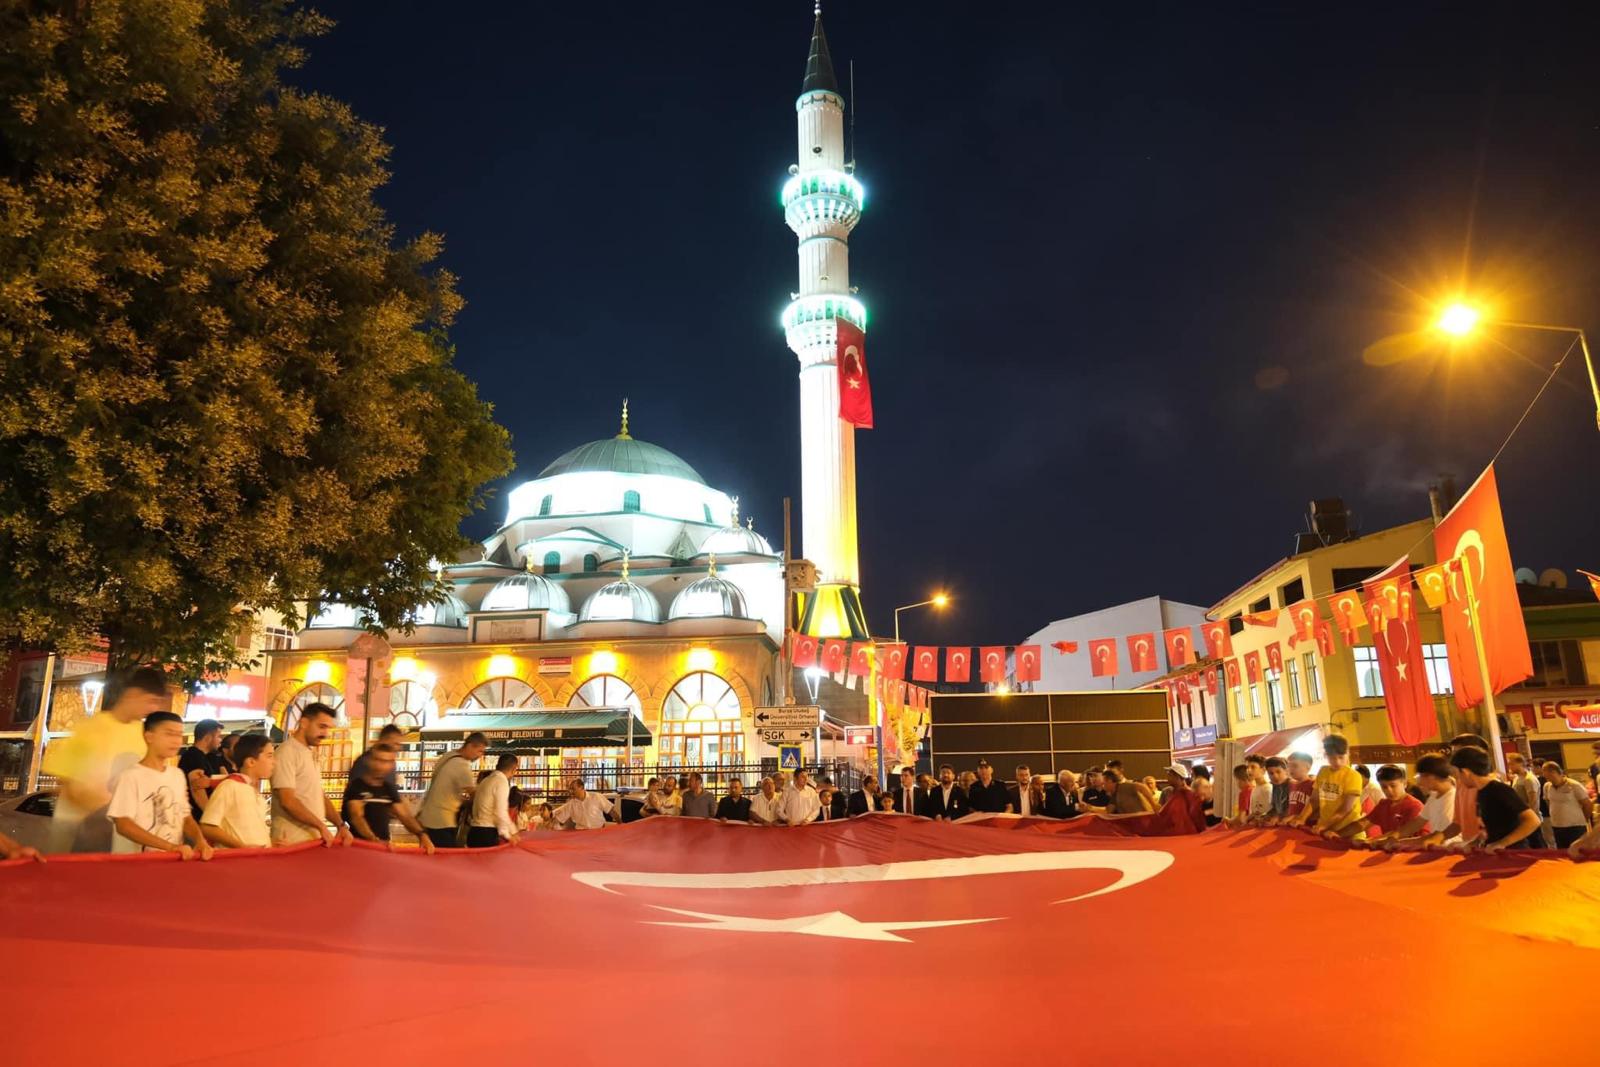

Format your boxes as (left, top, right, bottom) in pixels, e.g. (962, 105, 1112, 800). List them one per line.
(1432, 303, 1600, 431)
(881, 593, 951, 786)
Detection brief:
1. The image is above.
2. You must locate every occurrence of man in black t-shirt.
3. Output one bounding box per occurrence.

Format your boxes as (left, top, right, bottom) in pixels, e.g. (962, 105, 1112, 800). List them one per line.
(178, 719, 225, 820)
(1081, 766, 1112, 810)
(715, 778, 753, 822)
(1449, 747, 1541, 852)
(967, 759, 1011, 814)
(343, 744, 435, 853)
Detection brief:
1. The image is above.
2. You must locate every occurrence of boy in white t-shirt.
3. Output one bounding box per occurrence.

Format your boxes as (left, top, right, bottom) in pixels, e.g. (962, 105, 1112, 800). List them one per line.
(107, 712, 214, 860)
(201, 734, 275, 849)
(1381, 753, 1456, 852)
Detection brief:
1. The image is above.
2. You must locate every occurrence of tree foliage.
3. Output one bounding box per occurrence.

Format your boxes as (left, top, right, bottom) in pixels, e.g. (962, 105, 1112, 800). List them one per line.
(0, 0, 513, 681)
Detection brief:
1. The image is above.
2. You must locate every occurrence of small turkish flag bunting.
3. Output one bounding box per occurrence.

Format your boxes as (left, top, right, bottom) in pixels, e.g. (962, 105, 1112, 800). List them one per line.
(820, 639, 847, 674)
(881, 643, 908, 680)
(911, 647, 939, 682)
(1329, 591, 1366, 640)
(1015, 645, 1042, 682)
(1051, 640, 1078, 655)
(1204, 665, 1219, 695)
(979, 646, 1007, 684)
(1244, 650, 1262, 684)
(1163, 627, 1196, 667)
(1126, 633, 1158, 673)
(1415, 564, 1451, 610)
(848, 643, 872, 677)
(1224, 658, 1241, 688)
(790, 633, 818, 669)
(1581, 569, 1600, 603)
(1244, 610, 1280, 628)
(1202, 621, 1233, 659)
(1314, 617, 1337, 657)
(1265, 641, 1284, 675)
(1089, 639, 1119, 677)
(944, 647, 971, 683)
(1288, 600, 1319, 644)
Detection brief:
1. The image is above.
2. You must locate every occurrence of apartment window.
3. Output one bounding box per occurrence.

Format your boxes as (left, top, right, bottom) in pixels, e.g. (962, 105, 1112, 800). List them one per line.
(1264, 668, 1284, 717)
(1354, 645, 1383, 698)
(1422, 643, 1452, 695)
(1278, 577, 1306, 606)
(1227, 613, 1244, 636)
(1525, 641, 1587, 688)
(1286, 657, 1302, 707)
(1248, 684, 1262, 718)
(264, 626, 295, 651)
(1303, 652, 1322, 703)
(1249, 596, 1272, 614)
(1230, 686, 1243, 727)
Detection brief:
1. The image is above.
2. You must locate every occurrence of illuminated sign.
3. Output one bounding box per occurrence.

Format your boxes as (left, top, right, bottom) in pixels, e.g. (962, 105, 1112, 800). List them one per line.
(185, 674, 269, 721)
(538, 657, 573, 675)
(1563, 705, 1600, 732)
(844, 726, 874, 746)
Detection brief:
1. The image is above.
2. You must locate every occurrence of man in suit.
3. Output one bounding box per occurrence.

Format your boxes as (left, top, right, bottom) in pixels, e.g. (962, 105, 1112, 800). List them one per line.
(967, 759, 1012, 814)
(926, 764, 969, 821)
(1005, 763, 1040, 818)
(893, 766, 928, 818)
(847, 776, 885, 816)
(1044, 769, 1081, 819)
(815, 775, 848, 821)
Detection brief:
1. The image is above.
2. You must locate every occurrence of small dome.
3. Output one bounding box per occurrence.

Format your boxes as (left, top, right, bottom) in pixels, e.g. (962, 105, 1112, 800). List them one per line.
(481, 573, 571, 614)
(580, 579, 661, 623)
(411, 594, 468, 627)
(670, 574, 749, 620)
(700, 524, 775, 557)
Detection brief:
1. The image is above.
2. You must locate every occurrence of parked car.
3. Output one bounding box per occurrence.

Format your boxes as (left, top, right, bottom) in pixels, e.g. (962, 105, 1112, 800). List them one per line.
(0, 790, 55, 852)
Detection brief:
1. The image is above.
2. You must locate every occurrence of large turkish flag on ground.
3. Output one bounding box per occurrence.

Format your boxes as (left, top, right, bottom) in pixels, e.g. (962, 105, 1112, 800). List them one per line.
(1014, 645, 1042, 682)
(1433, 464, 1533, 709)
(944, 646, 971, 682)
(836, 320, 873, 429)
(3, 821, 1597, 1063)
(1163, 627, 1196, 667)
(978, 646, 1007, 683)
(1362, 557, 1438, 745)
(1089, 639, 1119, 677)
(1126, 633, 1158, 673)
(911, 646, 939, 682)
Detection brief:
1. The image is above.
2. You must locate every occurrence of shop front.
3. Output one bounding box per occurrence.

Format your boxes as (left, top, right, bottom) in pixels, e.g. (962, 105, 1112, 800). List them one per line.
(418, 708, 653, 798)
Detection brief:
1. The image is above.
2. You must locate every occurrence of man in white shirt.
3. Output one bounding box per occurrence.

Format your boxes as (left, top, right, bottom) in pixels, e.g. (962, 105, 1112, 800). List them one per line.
(417, 731, 488, 848)
(1540, 761, 1595, 851)
(749, 776, 784, 825)
(107, 712, 214, 860)
(469, 753, 520, 847)
(552, 778, 616, 830)
(201, 734, 274, 849)
(269, 702, 351, 847)
(779, 769, 821, 826)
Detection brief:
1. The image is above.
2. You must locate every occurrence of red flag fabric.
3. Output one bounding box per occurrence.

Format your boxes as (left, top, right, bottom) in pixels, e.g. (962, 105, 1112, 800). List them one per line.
(1434, 465, 1533, 709)
(1051, 640, 1078, 655)
(836, 320, 873, 429)
(944, 647, 972, 683)
(911, 647, 939, 683)
(1201, 620, 1233, 659)
(1329, 590, 1366, 642)
(1175, 677, 1191, 703)
(880, 643, 908, 681)
(1126, 633, 1158, 673)
(1287, 600, 1319, 644)
(1265, 642, 1284, 676)
(790, 633, 818, 669)
(1314, 617, 1337, 657)
(979, 646, 1007, 684)
(1580, 569, 1600, 603)
(1364, 556, 1438, 746)
(1088, 639, 1119, 677)
(820, 639, 847, 674)
(848, 643, 872, 677)
(1015, 645, 1042, 683)
(1243, 610, 1280, 628)
(1414, 564, 1451, 610)
(2, 822, 1594, 1064)
(1244, 650, 1262, 684)
(887, 679, 906, 711)
(1224, 658, 1241, 688)
(1204, 665, 1219, 696)
(1163, 627, 1196, 667)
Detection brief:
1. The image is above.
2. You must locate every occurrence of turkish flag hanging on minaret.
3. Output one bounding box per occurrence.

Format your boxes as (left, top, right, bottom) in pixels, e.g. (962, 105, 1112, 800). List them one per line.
(836, 321, 873, 428)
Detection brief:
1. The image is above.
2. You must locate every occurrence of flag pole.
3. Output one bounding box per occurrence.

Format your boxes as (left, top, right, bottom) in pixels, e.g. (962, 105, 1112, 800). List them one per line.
(1457, 560, 1506, 776)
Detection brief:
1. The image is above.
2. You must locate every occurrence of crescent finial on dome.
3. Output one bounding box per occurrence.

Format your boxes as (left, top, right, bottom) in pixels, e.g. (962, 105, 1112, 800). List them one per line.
(618, 397, 631, 440)
(621, 548, 631, 582)
(708, 553, 717, 577)
(729, 495, 740, 526)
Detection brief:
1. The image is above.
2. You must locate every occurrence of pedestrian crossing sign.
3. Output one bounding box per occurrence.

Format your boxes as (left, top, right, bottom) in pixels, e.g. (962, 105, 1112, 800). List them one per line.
(779, 745, 802, 771)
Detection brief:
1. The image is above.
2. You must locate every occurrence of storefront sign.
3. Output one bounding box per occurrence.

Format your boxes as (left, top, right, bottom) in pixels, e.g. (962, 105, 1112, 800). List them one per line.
(1349, 745, 1434, 765)
(185, 674, 269, 721)
(538, 657, 573, 675)
(844, 726, 874, 745)
(1172, 724, 1218, 751)
(1563, 705, 1600, 732)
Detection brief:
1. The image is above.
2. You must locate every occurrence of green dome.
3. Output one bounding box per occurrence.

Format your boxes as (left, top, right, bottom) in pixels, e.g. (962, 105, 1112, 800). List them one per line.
(537, 436, 705, 485)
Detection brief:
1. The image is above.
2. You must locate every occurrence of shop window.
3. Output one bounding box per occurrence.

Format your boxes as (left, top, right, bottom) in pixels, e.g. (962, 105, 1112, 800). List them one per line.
(543, 551, 561, 575)
(462, 677, 543, 710)
(1353, 646, 1383, 698)
(622, 490, 641, 513)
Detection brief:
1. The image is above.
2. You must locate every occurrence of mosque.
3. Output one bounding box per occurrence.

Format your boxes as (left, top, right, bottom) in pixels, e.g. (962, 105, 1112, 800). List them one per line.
(258, 7, 875, 785)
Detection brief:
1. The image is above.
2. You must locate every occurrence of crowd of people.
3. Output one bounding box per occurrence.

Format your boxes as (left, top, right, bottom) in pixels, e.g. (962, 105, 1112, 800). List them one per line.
(5, 667, 1599, 862)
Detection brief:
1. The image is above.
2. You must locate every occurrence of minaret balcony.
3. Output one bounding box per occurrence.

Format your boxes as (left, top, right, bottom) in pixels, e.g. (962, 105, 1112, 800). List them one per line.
(782, 169, 864, 233)
(782, 294, 867, 351)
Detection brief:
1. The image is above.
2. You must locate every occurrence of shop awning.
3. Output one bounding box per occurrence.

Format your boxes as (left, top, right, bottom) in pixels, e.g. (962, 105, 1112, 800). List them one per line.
(1236, 726, 1324, 759)
(421, 710, 651, 750)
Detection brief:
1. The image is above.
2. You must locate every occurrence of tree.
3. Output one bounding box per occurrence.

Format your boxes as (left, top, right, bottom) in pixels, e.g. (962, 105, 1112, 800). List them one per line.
(0, 1, 513, 682)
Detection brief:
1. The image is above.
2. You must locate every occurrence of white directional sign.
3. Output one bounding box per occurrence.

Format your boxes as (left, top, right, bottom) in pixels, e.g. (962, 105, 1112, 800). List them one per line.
(754, 705, 821, 729)
(758, 728, 814, 745)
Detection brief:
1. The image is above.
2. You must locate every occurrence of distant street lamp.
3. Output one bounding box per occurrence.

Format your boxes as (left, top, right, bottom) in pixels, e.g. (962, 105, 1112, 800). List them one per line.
(882, 592, 951, 785)
(1433, 303, 1600, 430)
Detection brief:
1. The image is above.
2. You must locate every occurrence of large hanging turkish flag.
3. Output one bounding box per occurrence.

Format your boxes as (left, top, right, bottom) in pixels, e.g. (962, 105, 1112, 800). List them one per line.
(979, 646, 1008, 683)
(1163, 627, 1196, 667)
(1089, 639, 1119, 677)
(944, 646, 972, 683)
(1126, 633, 1158, 673)
(1433, 464, 1533, 709)
(836, 320, 873, 429)
(1015, 645, 1042, 682)
(1201, 620, 1232, 659)
(1363, 557, 1438, 746)
(911, 647, 939, 682)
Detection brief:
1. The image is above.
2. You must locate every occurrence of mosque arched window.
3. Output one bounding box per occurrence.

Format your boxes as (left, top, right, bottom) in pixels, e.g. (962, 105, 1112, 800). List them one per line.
(622, 490, 641, 513)
(461, 677, 543, 711)
(283, 683, 346, 732)
(382, 679, 437, 732)
(543, 551, 561, 574)
(567, 674, 643, 721)
(659, 671, 743, 768)
(703, 504, 713, 523)
(583, 554, 599, 573)
(539, 494, 553, 516)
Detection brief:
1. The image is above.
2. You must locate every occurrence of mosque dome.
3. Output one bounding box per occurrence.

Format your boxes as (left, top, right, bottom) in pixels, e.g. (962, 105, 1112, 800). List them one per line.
(699, 523, 774, 557)
(580, 578, 661, 623)
(538, 437, 703, 485)
(481, 572, 571, 614)
(670, 573, 749, 620)
(411, 593, 468, 627)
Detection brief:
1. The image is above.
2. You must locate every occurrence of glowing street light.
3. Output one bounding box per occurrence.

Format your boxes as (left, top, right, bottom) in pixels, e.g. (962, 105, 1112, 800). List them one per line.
(894, 592, 951, 643)
(1429, 303, 1600, 430)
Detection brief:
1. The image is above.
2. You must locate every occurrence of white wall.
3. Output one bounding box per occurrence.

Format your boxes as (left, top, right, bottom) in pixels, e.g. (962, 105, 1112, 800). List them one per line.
(1018, 595, 1213, 691)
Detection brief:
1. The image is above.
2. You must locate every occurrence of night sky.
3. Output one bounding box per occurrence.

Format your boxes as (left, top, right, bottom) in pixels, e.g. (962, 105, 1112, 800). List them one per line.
(296, 1, 1600, 647)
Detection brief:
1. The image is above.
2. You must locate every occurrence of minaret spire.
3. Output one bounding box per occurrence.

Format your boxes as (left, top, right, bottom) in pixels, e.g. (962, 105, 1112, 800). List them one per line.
(802, 4, 838, 94)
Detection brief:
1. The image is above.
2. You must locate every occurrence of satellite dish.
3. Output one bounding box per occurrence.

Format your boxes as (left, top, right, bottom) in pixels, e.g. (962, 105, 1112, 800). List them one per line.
(1514, 567, 1537, 585)
(1539, 568, 1569, 589)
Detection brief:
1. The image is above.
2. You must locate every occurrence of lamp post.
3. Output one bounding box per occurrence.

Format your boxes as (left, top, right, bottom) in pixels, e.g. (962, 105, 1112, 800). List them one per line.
(1434, 304, 1600, 431)
(882, 593, 950, 785)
